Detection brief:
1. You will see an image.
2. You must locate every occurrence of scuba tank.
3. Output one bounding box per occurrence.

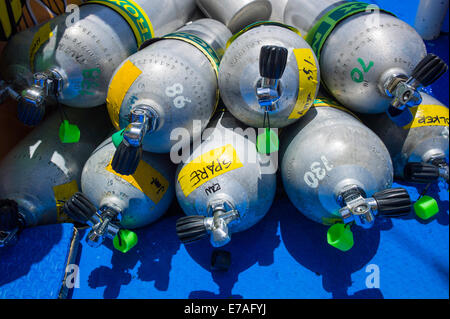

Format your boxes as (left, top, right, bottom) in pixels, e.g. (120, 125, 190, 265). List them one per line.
(0, 106, 112, 247)
(196, 0, 272, 33)
(219, 22, 320, 131)
(175, 111, 276, 267)
(280, 98, 412, 252)
(0, 0, 197, 126)
(107, 19, 232, 176)
(284, 0, 448, 126)
(63, 137, 175, 253)
(360, 93, 449, 187)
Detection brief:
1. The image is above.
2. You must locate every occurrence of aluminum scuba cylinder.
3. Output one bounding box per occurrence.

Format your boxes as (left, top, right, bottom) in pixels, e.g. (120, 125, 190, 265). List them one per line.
(175, 111, 277, 250)
(0, 0, 197, 126)
(360, 93, 449, 186)
(63, 137, 175, 252)
(0, 105, 112, 247)
(284, 0, 448, 126)
(280, 98, 412, 251)
(219, 22, 320, 130)
(107, 18, 232, 176)
(196, 0, 272, 33)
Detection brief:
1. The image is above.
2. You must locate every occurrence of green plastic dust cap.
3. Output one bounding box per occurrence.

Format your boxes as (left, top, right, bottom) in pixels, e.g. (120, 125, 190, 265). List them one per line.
(113, 229, 138, 253)
(112, 129, 125, 148)
(59, 120, 80, 143)
(414, 195, 439, 220)
(327, 223, 354, 252)
(256, 128, 279, 154)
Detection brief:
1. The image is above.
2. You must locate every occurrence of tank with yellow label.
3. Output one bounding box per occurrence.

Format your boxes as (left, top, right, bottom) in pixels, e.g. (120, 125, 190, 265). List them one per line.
(106, 19, 232, 177)
(284, 0, 447, 125)
(175, 111, 277, 251)
(218, 22, 320, 129)
(0, 0, 197, 126)
(360, 93, 449, 184)
(0, 105, 112, 247)
(63, 137, 175, 252)
(280, 99, 412, 251)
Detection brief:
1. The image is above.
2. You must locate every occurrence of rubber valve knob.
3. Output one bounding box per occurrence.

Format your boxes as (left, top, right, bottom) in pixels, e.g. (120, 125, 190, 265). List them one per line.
(0, 199, 20, 231)
(17, 96, 45, 126)
(404, 162, 440, 183)
(259, 45, 288, 79)
(412, 53, 448, 87)
(111, 141, 142, 176)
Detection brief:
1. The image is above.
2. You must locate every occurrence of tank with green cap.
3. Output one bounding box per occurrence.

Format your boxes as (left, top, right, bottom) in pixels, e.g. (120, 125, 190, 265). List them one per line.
(284, 0, 448, 127)
(106, 19, 232, 176)
(0, 105, 112, 247)
(0, 0, 197, 126)
(280, 98, 412, 251)
(63, 136, 175, 252)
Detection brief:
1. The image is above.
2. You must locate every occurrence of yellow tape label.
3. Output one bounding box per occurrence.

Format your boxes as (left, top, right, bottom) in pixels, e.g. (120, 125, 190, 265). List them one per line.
(29, 22, 54, 72)
(404, 105, 449, 129)
(289, 48, 319, 120)
(106, 60, 142, 130)
(106, 159, 169, 204)
(53, 180, 79, 223)
(178, 144, 244, 197)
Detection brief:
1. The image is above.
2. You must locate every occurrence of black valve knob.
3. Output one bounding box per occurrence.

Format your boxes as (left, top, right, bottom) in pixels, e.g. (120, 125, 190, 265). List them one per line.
(404, 162, 440, 183)
(411, 53, 448, 87)
(259, 45, 288, 79)
(63, 192, 97, 224)
(17, 95, 45, 126)
(176, 215, 208, 244)
(111, 142, 142, 176)
(373, 188, 412, 217)
(0, 199, 21, 231)
(387, 106, 414, 127)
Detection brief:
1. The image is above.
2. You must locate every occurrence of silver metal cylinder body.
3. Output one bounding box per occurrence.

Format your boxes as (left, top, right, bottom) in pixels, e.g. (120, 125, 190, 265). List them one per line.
(80, 138, 175, 229)
(284, 0, 345, 34)
(280, 102, 393, 225)
(196, 0, 272, 33)
(0, 0, 196, 107)
(0, 106, 112, 227)
(361, 93, 449, 179)
(219, 24, 320, 128)
(107, 19, 232, 153)
(268, 0, 289, 22)
(175, 112, 277, 235)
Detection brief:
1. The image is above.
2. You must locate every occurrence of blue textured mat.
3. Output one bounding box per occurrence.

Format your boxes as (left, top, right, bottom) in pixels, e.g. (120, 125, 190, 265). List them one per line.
(0, 224, 78, 299)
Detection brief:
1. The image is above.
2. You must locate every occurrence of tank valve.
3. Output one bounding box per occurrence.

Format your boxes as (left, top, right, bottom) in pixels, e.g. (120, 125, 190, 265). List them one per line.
(0, 199, 25, 247)
(256, 45, 288, 112)
(339, 186, 411, 228)
(404, 158, 449, 184)
(176, 199, 240, 247)
(16, 69, 63, 126)
(111, 105, 159, 176)
(384, 54, 448, 126)
(64, 192, 123, 248)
